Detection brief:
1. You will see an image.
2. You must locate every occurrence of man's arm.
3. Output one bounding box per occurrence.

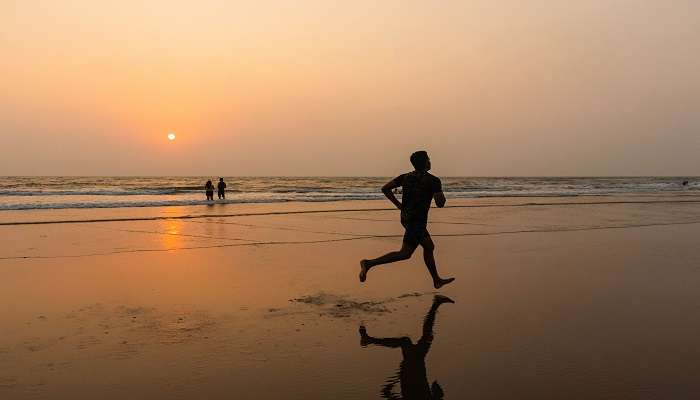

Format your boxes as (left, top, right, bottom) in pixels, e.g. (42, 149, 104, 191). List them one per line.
(432, 177, 446, 208)
(382, 177, 403, 210)
(434, 191, 446, 208)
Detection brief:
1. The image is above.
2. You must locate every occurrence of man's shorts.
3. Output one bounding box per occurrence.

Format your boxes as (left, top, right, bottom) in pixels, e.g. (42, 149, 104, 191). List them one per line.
(401, 221, 429, 249)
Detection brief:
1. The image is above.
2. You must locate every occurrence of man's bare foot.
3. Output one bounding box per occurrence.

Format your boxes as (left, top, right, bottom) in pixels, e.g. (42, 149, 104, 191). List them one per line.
(434, 277, 455, 289)
(433, 294, 455, 304)
(359, 260, 370, 283)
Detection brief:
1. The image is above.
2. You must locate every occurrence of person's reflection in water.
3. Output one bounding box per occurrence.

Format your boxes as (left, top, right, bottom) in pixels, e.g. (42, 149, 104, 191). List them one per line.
(359, 295, 454, 399)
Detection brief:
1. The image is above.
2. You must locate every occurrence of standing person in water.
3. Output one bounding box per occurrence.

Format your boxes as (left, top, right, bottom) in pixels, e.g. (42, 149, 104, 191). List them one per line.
(204, 180, 215, 201)
(360, 151, 455, 289)
(217, 177, 227, 199)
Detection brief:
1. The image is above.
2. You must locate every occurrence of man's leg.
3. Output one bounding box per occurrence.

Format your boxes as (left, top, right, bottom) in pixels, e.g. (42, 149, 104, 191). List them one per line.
(419, 233, 455, 289)
(359, 242, 415, 282)
(415, 295, 454, 352)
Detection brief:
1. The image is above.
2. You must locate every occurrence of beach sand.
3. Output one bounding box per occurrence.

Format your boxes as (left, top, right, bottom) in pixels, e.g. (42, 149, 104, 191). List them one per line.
(1, 195, 700, 399)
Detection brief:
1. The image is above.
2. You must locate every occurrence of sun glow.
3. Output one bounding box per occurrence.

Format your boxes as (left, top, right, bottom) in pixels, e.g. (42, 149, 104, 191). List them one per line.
(167, 133, 176, 141)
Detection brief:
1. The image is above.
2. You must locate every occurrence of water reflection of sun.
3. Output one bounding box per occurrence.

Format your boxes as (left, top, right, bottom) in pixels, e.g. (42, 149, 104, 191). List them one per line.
(162, 220, 184, 249)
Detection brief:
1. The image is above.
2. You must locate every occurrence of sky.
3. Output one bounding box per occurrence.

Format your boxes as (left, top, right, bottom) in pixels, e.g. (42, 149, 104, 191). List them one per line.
(1, 0, 699, 176)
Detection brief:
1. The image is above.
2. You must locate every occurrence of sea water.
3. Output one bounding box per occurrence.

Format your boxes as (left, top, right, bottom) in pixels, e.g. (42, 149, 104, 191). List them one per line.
(0, 176, 696, 211)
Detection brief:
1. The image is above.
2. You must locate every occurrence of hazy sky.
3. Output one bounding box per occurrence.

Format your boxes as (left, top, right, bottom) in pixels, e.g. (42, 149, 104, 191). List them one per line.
(1, 1, 699, 176)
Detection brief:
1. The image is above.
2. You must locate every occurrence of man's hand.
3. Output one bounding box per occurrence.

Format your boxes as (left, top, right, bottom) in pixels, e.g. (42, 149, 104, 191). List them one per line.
(382, 179, 403, 210)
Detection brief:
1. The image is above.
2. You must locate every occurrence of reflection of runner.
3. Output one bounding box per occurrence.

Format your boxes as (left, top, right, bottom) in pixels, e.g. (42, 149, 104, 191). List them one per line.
(360, 151, 454, 289)
(359, 295, 454, 400)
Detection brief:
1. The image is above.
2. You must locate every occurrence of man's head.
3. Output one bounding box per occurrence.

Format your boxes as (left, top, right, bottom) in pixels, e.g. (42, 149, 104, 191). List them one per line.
(410, 151, 431, 171)
(219, 177, 224, 182)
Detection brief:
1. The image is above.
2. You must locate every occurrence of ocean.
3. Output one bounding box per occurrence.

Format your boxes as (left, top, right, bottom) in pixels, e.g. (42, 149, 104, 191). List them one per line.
(0, 176, 696, 211)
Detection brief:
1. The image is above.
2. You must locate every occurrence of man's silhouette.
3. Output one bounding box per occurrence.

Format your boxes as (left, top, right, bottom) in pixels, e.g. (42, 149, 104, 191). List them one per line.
(360, 151, 455, 289)
(359, 295, 454, 399)
(217, 178, 227, 199)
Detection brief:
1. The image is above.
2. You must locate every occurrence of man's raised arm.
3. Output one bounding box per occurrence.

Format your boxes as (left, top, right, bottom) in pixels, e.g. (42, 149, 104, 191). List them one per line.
(382, 177, 403, 210)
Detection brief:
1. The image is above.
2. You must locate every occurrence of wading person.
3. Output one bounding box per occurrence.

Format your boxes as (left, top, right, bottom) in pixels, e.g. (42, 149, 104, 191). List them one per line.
(360, 151, 455, 289)
(217, 177, 227, 199)
(205, 180, 215, 201)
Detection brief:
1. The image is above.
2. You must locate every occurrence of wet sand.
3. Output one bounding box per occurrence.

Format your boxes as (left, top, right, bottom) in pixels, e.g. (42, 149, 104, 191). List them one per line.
(1, 194, 700, 399)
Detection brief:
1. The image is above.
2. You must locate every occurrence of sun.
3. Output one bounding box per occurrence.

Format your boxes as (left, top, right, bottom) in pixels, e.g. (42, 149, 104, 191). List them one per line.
(167, 133, 176, 141)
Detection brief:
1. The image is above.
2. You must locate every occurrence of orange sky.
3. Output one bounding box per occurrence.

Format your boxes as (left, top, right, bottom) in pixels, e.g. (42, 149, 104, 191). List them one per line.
(1, 1, 699, 176)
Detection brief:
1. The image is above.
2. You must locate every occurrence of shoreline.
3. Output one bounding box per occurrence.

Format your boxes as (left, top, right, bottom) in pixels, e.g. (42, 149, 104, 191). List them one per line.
(1, 192, 699, 226)
(1, 176, 696, 213)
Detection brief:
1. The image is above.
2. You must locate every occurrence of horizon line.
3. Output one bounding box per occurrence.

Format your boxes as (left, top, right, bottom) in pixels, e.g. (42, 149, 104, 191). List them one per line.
(0, 175, 698, 179)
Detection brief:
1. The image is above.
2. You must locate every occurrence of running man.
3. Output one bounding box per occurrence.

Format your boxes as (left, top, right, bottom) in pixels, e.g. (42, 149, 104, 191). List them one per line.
(360, 151, 455, 289)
